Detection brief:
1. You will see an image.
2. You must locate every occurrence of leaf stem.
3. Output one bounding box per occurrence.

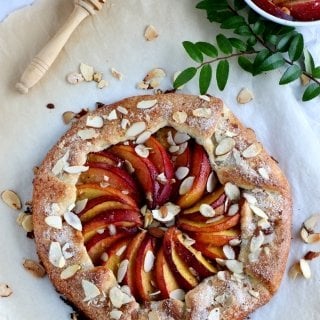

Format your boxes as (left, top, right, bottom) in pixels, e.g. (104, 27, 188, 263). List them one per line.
(197, 51, 259, 69)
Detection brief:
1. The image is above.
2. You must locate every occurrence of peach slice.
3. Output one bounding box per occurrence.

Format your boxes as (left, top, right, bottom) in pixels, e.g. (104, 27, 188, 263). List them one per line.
(78, 196, 138, 223)
(109, 144, 160, 208)
(163, 228, 199, 290)
(87, 151, 122, 166)
(86, 228, 137, 264)
(177, 213, 240, 233)
(103, 236, 134, 275)
(176, 144, 211, 209)
(190, 229, 240, 246)
(155, 247, 180, 299)
(174, 230, 217, 277)
(134, 235, 160, 302)
(122, 231, 148, 298)
(145, 136, 174, 205)
(76, 184, 138, 208)
(182, 186, 225, 215)
(79, 164, 141, 203)
(193, 243, 226, 260)
(82, 209, 142, 242)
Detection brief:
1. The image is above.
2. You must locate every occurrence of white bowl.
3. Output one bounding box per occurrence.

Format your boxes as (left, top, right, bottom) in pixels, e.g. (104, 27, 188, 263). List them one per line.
(244, 0, 320, 27)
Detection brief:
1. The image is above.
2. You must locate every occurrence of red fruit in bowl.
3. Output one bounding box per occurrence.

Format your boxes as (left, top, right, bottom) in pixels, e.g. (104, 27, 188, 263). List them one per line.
(252, 0, 293, 20)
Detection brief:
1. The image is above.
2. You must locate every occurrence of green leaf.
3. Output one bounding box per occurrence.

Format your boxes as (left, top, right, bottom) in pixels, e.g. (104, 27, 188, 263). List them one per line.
(264, 34, 279, 46)
(234, 25, 252, 36)
(252, 20, 265, 35)
(196, 0, 228, 10)
(279, 65, 302, 85)
(238, 56, 253, 74)
(288, 34, 304, 61)
(253, 49, 271, 73)
(229, 38, 247, 51)
(276, 31, 296, 52)
(312, 66, 320, 79)
(195, 42, 218, 58)
(277, 26, 295, 35)
(216, 60, 229, 91)
(199, 64, 213, 94)
(207, 10, 235, 23)
(221, 16, 245, 29)
(173, 67, 197, 89)
(304, 49, 315, 74)
(216, 34, 233, 54)
(183, 41, 203, 63)
(247, 36, 257, 47)
(257, 52, 285, 73)
(302, 83, 320, 101)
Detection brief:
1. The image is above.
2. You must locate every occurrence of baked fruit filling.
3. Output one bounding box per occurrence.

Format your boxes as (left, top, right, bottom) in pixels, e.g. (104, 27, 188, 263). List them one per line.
(74, 127, 242, 302)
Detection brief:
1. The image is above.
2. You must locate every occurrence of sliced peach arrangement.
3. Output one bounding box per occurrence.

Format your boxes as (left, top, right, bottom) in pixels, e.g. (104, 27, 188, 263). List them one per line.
(74, 127, 243, 302)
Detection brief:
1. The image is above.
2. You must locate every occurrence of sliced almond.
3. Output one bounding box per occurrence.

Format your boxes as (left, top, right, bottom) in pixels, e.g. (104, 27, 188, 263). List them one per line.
(49, 242, 66, 268)
(93, 72, 103, 83)
(225, 260, 243, 274)
(303, 214, 320, 233)
(105, 109, 118, 121)
(23, 259, 46, 278)
(77, 128, 98, 140)
(109, 286, 132, 308)
(237, 88, 254, 104)
(135, 131, 152, 145)
(137, 99, 158, 109)
(101, 252, 109, 262)
(169, 145, 180, 153)
(157, 173, 168, 184)
(121, 119, 130, 130)
(206, 172, 217, 193)
(307, 233, 320, 244)
(116, 245, 127, 257)
(192, 108, 212, 118)
(199, 95, 211, 102)
(242, 193, 257, 205)
(248, 248, 262, 263)
(60, 264, 81, 280)
(144, 25, 159, 41)
(148, 310, 161, 320)
(117, 259, 129, 283)
(215, 138, 235, 156)
(300, 227, 309, 243)
(64, 211, 82, 231)
(224, 182, 240, 201)
(82, 279, 101, 301)
(177, 142, 188, 155)
(175, 167, 190, 180)
(97, 79, 108, 90)
(223, 245, 235, 260)
(179, 176, 195, 195)
(108, 224, 117, 236)
(258, 167, 269, 180)
(126, 122, 146, 137)
(242, 143, 262, 158)
(248, 289, 260, 298)
(111, 68, 124, 80)
(62, 111, 76, 124)
(1, 190, 22, 210)
(62, 243, 74, 260)
(144, 251, 155, 273)
(22, 215, 34, 232)
(64, 166, 89, 174)
(86, 116, 104, 128)
(16, 212, 27, 226)
(74, 198, 88, 214)
(135, 144, 150, 158)
(110, 310, 123, 320)
(116, 106, 128, 115)
(250, 231, 264, 253)
(250, 204, 268, 219)
(144, 69, 166, 83)
(66, 72, 84, 84)
(174, 132, 190, 144)
(0, 283, 13, 297)
(229, 238, 241, 246)
(45, 216, 62, 229)
(227, 204, 239, 216)
(80, 63, 94, 81)
(208, 308, 220, 320)
(299, 259, 311, 279)
(172, 111, 187, 124)
(288, 262, 302, 280)
(169, 288, 185, 301)
(200, 204, 215, 218)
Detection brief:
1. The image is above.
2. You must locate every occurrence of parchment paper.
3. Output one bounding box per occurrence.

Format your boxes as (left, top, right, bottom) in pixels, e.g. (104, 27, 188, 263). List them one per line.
(0, 1, 320, 319)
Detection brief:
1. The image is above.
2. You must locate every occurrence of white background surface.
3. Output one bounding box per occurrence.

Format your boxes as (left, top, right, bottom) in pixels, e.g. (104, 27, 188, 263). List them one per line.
(0, 1, 320, 319)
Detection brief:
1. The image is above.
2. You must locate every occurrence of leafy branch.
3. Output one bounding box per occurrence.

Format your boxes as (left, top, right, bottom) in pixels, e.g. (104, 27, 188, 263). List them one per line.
(173, 0, 320, 101)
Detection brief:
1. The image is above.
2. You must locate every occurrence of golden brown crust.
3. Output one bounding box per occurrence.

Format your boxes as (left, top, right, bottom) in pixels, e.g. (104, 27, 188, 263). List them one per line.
(32, 93, 292, 320)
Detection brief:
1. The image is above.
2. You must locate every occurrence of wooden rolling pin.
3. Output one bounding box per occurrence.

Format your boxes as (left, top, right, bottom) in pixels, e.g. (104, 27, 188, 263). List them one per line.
(16, 0, 107, 94)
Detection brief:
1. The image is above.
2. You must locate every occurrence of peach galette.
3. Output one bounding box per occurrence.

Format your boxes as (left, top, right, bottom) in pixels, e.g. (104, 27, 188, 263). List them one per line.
(32, 94, 291, 320)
